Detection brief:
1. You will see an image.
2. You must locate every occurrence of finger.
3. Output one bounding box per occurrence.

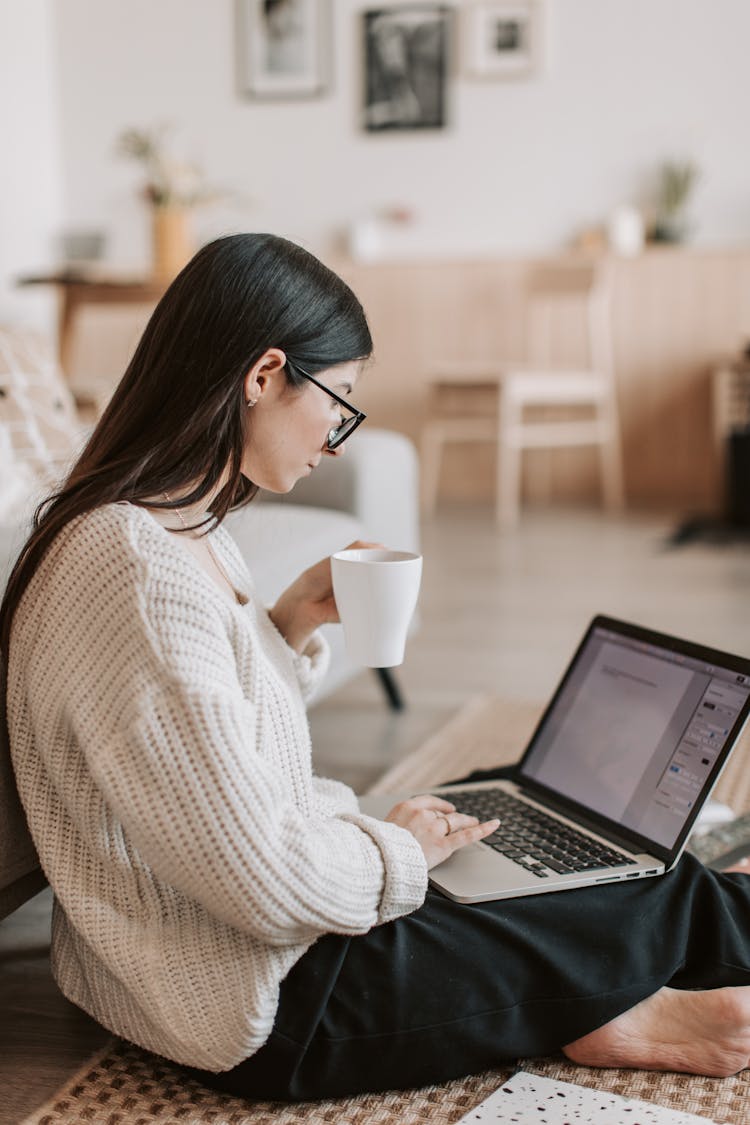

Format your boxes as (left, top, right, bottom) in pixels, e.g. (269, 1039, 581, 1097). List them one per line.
(345, 539, 387, 551)
(385, 798, 453, 823)
(723, 856, 750, 873)
(447, 819, 500, 850)
(424, 811, 479, 837)
(431, 798, 459, 813)
(443, 813, 481, 832)
(315, 596, 339, 622)
(408, 794, 456, 812)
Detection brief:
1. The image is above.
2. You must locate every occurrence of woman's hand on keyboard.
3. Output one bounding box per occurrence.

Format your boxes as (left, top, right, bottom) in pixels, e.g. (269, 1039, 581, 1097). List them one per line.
(385, 794, 500, 870)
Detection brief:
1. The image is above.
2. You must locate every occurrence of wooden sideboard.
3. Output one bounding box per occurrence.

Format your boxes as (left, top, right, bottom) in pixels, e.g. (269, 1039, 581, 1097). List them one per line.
(20, 247, 750, 511)
(335, 246, 750, 511)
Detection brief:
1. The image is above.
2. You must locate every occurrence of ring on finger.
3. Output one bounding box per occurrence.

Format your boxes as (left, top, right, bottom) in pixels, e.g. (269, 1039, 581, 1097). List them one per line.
(436, 813, 452, 836)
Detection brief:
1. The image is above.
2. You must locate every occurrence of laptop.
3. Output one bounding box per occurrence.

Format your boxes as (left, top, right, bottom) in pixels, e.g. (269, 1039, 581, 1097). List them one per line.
(360, 615, 750, 903)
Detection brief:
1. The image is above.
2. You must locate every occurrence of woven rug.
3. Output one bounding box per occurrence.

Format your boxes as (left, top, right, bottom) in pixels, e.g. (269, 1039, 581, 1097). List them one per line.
(19, 1040, 750, 1125)
(21, 694, 750, 1125)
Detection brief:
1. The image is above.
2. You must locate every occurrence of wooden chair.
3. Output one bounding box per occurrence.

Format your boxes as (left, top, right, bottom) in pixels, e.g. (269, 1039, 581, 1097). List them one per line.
(420, 260, 625, 525)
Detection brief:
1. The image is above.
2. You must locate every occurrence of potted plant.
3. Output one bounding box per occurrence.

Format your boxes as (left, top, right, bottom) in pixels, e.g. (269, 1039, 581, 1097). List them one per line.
(651, 160, 700, 244)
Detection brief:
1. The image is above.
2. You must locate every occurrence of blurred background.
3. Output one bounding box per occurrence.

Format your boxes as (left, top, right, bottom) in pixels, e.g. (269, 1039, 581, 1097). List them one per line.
(3, 0, 750, 511)
(5, 0, 750, 278)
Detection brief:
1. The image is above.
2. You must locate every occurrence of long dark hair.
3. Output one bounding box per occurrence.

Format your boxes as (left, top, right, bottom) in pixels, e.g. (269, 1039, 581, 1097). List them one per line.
(0, 232, 372, 667)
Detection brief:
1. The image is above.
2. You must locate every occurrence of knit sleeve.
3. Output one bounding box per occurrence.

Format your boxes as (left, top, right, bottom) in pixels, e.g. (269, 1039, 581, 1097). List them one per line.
(281, 626, 330, 702)
(307, 781, 428, 924)
(52, 529, 426, 943)
(114, 682, 427, 939)
(311, 776, 360, 817)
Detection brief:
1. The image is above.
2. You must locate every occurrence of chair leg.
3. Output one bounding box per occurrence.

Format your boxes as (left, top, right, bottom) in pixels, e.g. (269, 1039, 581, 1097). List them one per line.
(374, 667, 405, 711)
(497, 444, 522, 526)
(497, 392, 522, 526)
(419, 422, 445, 515)
(599, 412, 626, 511)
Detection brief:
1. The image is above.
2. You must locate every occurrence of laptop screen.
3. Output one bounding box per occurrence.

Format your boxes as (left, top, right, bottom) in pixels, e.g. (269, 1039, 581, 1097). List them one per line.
(519, 622, 750, 850)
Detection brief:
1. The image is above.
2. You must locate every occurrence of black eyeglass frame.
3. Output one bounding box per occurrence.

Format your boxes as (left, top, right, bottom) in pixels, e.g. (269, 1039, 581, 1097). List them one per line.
(293, 365, 367, 451)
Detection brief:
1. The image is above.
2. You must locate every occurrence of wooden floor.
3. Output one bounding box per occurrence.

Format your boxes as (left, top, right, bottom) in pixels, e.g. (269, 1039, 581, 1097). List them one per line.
(2, 506, 749, 1124)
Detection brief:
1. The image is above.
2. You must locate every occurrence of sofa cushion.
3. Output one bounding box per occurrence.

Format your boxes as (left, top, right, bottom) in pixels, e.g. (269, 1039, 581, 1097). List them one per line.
(0, 328, 80, 460)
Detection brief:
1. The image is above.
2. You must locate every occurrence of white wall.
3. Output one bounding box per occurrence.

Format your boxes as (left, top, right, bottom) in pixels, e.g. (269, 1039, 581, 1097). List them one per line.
(0, 0, 62, 331)
(50, 0, 750, 268)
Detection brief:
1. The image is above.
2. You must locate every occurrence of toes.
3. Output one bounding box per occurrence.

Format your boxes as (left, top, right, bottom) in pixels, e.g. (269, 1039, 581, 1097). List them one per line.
(723, 857, 750, 873)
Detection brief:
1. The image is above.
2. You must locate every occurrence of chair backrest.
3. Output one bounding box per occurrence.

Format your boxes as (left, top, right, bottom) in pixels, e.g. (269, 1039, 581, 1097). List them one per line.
(524, 259, 615, 380)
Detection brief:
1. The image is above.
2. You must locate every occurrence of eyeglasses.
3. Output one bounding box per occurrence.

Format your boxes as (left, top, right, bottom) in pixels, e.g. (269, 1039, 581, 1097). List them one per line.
(294, 365, 367, 451)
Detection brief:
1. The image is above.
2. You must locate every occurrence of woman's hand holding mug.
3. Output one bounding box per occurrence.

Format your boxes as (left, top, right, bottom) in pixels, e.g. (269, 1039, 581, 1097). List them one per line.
(268, 540, 383, 654)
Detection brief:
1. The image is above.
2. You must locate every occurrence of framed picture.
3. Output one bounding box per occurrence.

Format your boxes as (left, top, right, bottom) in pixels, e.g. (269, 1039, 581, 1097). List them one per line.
(236, 0, 330, 99)
(464, 0, 542, 80)
(362, 6, 451, 132)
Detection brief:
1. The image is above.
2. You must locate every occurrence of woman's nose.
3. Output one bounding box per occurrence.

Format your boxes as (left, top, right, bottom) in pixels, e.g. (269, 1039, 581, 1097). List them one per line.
(324, 443, 346, 458)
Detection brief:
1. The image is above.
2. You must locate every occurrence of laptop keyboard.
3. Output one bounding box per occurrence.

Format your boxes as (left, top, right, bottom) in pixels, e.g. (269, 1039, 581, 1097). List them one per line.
(445, 788, 637, 879)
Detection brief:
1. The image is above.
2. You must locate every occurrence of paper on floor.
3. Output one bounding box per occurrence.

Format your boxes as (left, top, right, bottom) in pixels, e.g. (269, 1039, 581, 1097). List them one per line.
(454, 1070, 717, 1124)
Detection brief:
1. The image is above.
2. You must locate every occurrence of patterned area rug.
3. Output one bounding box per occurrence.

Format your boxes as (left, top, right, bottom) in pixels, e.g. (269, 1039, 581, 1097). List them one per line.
(20, 1039, 750, 1125)
(21, 694, 750, 1125)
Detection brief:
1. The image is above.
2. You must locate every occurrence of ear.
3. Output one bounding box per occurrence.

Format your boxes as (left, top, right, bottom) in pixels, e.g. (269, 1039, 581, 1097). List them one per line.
(243, 348, 287, 406)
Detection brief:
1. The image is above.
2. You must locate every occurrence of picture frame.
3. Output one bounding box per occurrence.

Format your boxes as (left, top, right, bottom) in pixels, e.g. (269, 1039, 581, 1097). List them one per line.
(464, 0, 542, 80)
(236, 0, 331, 100)
(362, 5, 452, 132)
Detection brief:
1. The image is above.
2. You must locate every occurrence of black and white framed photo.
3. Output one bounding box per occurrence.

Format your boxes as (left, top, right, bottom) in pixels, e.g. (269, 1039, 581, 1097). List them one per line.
(236, 0, 330, 99)
(362, 6, 451, 132)
(464, 0, 542, 80)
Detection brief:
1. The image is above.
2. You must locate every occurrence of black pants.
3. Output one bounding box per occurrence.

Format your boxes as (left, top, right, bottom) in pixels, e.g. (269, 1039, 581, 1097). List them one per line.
(185, 768, 750, 1100)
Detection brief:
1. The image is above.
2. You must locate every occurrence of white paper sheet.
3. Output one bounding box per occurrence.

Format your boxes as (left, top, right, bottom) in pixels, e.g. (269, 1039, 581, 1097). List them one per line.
(455, 1071, 717, 1124)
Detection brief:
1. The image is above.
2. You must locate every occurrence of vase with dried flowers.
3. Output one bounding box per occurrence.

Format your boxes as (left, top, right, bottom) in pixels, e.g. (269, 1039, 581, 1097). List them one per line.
(117, 126, 224, 281)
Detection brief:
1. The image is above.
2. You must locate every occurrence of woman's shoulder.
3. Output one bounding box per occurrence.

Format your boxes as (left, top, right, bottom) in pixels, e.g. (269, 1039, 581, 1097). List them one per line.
(19, 502, 227, 637)
(37, 502, 195, 605)
(56, 501, 164, 567)
(13, 504, 156, 644)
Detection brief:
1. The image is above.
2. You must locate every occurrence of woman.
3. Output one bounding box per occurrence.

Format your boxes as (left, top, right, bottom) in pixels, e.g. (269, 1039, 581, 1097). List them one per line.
(2, 233, 750, 1102)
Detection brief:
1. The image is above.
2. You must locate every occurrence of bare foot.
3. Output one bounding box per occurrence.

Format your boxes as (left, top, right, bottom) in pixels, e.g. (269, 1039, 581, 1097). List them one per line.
(563, 986, 750, 1076)
(723, 856, 750, 874)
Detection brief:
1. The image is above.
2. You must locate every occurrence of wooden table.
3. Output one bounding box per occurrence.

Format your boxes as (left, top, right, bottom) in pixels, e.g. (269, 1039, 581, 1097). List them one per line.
(17, 273, 166, 377)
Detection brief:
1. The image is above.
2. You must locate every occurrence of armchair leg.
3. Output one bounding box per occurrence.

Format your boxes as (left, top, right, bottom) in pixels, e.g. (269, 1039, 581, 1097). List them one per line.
(374, 667, 405, 711)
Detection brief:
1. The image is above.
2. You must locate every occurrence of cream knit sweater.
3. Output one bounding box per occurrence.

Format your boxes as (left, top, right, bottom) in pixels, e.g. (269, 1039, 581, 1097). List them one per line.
(7, 503, 428, 1070)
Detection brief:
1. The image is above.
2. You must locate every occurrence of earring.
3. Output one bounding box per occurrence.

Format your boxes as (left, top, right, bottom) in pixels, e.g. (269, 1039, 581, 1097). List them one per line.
(246, 398, 258, 407)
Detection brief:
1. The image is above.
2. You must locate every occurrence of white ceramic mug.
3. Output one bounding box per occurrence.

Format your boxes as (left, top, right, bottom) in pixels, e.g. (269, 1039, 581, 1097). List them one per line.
(331, 548, 423, 668)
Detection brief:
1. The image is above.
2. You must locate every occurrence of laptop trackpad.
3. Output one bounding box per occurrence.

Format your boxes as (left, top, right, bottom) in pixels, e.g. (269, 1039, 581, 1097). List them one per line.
(429, 841, 532, 902)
